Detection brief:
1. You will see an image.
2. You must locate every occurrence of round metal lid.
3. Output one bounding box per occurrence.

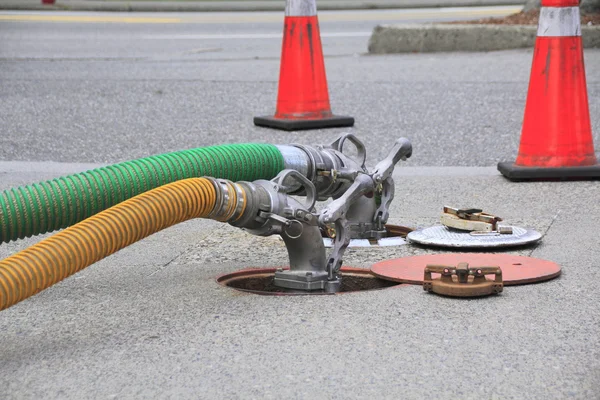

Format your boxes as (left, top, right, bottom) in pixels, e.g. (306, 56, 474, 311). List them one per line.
(407, 225, 542, 249)
(371, 253, 561, 286)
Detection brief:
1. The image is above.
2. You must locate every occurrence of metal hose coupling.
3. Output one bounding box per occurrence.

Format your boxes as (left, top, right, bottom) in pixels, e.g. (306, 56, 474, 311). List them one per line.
(208, 179, 248, 222)
(275, 132, 369, 201)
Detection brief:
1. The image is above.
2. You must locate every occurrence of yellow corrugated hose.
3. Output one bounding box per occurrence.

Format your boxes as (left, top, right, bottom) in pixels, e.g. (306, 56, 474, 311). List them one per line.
(0, 178, 241, 311)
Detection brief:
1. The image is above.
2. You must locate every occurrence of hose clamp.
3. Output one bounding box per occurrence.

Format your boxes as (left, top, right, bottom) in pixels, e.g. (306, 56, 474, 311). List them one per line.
(230, 183, 247, 222)
(209, 179, 233, 221)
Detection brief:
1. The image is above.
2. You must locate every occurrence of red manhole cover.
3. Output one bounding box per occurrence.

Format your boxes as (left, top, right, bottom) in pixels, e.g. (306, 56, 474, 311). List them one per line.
(371, 254, 561, 286)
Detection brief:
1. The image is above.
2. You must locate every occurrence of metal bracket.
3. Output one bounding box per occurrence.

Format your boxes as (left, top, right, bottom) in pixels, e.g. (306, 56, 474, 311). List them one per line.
(370, 138, 412, 231)
(322, 218, 349, 292)
(371, 138, 412, 183)
(423, 262, 503, 297)
(319, 174, 374, 226)
(374, 176, 394, 230)
(441, 206, 513, 234)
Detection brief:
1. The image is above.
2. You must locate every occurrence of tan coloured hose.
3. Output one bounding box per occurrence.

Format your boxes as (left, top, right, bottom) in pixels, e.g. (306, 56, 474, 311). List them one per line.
(0, 178, 244, 311)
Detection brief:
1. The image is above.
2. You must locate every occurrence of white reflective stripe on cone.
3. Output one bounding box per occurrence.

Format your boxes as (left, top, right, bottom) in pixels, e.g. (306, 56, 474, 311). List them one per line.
(285, 0, 317, 17)
(537, 7, 581, 37)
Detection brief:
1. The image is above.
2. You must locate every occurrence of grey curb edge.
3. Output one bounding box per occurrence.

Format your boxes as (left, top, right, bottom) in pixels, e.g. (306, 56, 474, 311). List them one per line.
(368, 24, 600, 53)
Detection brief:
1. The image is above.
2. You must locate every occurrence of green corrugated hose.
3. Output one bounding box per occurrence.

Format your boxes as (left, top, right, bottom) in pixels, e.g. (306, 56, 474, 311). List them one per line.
(0, 143, 284, 244)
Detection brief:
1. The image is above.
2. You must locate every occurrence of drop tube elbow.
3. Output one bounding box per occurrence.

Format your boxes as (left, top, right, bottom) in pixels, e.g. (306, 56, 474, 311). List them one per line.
(279, 221, 328, 275)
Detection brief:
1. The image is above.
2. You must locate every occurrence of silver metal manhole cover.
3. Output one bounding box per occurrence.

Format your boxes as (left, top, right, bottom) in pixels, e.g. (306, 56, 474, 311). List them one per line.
(406, 225, 542, 249)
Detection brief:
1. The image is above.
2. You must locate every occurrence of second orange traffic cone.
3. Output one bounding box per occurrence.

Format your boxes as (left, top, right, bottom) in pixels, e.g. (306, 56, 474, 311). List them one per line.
(254, 0, 354, 131)
(498, 0, 599, 180)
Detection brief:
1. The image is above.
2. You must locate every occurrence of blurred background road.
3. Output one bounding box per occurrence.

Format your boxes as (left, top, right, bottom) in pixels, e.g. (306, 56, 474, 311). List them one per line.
(5, 5, 589, 168)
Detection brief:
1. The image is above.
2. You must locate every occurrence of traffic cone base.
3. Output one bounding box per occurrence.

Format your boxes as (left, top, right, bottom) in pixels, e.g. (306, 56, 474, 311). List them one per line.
(254, 115, 354, 131)
(498, 162, 600, 181)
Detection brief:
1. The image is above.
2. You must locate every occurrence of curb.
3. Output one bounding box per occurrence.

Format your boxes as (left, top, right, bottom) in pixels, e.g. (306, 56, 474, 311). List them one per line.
(0, 0, 522, 12)
(368, 24, 600, 53)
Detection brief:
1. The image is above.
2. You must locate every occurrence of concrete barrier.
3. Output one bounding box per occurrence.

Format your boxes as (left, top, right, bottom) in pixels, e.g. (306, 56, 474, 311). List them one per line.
(368, 24, 600, 53)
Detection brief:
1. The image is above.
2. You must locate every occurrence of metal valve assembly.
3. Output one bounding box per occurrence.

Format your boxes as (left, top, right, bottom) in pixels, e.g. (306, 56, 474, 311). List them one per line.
(224, 133, 413, 293)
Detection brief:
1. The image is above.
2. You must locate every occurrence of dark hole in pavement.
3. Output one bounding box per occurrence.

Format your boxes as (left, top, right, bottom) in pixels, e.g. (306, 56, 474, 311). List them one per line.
(217, 268, 401, 296)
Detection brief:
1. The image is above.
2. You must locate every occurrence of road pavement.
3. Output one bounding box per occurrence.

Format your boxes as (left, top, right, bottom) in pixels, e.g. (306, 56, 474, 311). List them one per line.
(0, 0, 524, 12)
(6, 5, 592, 168)
(0, 8, 599, 400)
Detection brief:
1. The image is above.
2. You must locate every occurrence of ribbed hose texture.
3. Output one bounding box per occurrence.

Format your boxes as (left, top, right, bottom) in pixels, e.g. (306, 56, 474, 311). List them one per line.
(0, 144, 284, 243)
(0, 178, 217, 311)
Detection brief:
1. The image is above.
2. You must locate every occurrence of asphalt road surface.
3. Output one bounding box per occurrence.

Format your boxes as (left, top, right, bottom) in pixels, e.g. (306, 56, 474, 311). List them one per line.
(1, 6, 600, 400)
(0, 5, 580, 168)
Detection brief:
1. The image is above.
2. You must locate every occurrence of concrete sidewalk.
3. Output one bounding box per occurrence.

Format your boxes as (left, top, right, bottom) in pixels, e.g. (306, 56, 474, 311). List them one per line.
(0, 0, 522, 12)
(0, 163, 598, 399)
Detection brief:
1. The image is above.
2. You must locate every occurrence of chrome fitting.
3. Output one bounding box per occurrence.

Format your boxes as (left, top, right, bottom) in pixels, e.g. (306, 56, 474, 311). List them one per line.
(208, 179, 247, 222)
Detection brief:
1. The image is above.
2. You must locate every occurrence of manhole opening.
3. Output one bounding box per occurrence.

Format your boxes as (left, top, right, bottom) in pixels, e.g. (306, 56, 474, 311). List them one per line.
(217, 268, 400, 296)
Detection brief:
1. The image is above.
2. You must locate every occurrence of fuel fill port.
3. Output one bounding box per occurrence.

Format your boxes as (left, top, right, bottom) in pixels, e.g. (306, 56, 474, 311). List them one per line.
(217, 267, 403, 296)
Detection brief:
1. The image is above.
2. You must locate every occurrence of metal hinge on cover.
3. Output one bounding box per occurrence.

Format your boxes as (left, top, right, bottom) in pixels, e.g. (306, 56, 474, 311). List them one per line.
(441, 206, 513, 235)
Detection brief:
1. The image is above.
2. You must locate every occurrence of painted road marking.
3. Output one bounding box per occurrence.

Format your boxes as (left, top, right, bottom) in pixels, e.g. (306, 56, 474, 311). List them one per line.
(0, 6, 523, 24)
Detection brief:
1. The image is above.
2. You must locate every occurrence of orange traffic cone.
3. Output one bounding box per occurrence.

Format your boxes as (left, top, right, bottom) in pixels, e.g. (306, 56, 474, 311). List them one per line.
(254, 0, 354, 131)
(498, 0, 599, 180)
